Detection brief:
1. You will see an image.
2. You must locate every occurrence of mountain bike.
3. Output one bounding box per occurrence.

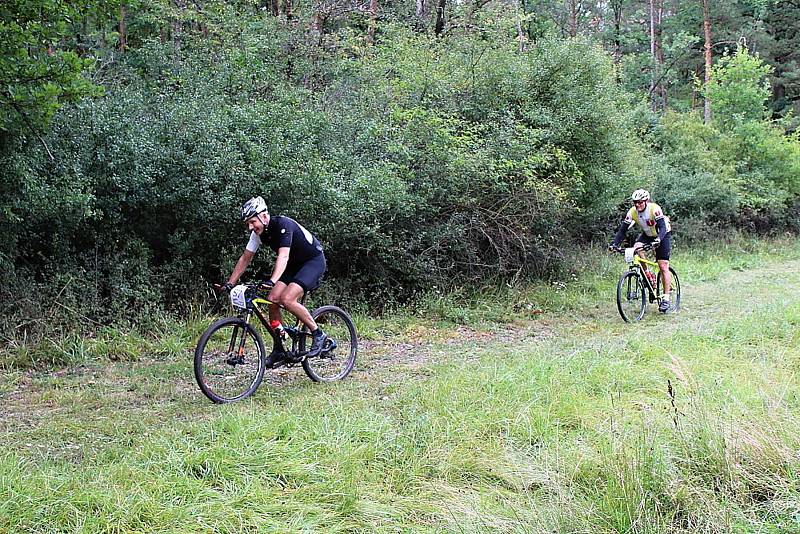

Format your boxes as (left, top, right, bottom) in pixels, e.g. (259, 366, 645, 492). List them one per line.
(194, 282, 358, 403)
(611, 244, 681, 322)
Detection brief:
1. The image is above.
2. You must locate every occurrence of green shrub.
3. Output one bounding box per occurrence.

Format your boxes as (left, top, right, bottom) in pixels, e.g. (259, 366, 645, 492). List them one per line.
(5, 20, 798, 344)
(652, 107, 800, 239)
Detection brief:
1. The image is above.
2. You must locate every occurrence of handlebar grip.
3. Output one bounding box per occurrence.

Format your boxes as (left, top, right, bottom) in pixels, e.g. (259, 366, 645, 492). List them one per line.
(215, 282, 235, 293)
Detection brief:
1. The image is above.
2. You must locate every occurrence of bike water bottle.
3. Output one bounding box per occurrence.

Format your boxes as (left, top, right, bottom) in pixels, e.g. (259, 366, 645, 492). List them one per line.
(269, 320, 287, 342)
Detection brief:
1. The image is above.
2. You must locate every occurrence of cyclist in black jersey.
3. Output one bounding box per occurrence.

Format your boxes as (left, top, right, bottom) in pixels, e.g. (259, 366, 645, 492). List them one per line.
(224, 196, 327, 367)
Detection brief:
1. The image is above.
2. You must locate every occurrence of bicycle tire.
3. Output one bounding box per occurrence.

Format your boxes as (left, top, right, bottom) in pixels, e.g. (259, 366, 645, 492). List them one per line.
(616, 270, 646, 322)
(194, 317, 267, 403)
(657, 267, 681, 312)
(300, 305, 358, 382)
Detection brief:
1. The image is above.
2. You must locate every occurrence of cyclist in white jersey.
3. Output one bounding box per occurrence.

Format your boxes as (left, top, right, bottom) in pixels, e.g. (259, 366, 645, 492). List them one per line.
(610, 189, 673, 313)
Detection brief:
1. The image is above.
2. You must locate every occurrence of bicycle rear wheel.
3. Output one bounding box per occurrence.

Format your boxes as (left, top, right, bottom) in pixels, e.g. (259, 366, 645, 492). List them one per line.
(194, 317, 267, 403)
(301, 305, 358, 382)
(657, 267, 681, 312)
(616, 270, 646, 322)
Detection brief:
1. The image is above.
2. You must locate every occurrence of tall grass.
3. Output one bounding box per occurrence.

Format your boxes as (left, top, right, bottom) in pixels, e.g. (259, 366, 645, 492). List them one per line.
(1, 236, 800, 532)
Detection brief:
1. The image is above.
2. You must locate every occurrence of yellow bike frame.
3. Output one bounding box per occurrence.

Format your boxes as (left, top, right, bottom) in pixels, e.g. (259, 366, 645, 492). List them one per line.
(245, 293, 307, 355)
(628, 252, 665, 300)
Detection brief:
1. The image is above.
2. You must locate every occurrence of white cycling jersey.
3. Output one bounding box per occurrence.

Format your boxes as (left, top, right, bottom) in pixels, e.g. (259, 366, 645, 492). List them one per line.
(624, 202, 671, 237)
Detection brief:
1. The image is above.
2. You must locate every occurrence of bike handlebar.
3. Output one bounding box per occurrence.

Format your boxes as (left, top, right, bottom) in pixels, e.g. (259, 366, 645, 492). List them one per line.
(213, 281, 273, 294)
(610, 243, 654, 253)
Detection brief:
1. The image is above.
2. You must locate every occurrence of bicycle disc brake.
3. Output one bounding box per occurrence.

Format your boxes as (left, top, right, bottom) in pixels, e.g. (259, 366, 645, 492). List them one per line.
(226, 353, 245, 366)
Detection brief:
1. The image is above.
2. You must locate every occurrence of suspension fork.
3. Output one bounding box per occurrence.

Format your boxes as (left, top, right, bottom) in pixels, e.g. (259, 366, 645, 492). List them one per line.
(228, 312, 253, 354)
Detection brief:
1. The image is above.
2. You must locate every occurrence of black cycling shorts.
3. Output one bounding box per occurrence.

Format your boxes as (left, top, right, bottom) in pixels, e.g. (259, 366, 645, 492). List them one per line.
(636, 232, 672, 261)
(278, 253, 326, 292)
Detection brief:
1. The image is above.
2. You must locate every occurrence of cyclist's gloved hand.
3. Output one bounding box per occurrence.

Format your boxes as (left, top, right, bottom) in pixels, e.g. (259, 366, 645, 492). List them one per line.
(608, 243, 618, 252)
(260, 279, 275, 290)
(652, 238, 661, 247)
(221, 282, 234, 292)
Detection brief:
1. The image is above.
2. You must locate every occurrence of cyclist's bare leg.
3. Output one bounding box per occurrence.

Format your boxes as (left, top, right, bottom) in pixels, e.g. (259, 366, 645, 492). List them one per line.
(658, 259, 671, 295)
(278, 282, 319, 331)
(267, 282, 287, 323)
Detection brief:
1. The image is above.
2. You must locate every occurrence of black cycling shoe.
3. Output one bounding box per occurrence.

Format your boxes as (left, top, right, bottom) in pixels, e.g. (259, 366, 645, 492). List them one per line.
(307, 329, 327, 358)
(265, 350, 286, 369)
(658, 300, 671, 313)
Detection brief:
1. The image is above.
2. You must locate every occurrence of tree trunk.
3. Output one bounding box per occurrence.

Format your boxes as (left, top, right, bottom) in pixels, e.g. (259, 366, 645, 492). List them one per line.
(119, 3, 127, 51)
(416, 0, 429, 19)
(515, 0, 527, 51)
(270, 0, 279, 17)
(649, 0, 666, 111)
(649, 0, 655, 107)
(310, 7, 324, 45)
(172, 0, 186, 54)
(612, 0, 622, 75)
(434, 0, 446, 36)
(283, 0, 293, 20)
(368, 0, 378, 43)
(656, 0, 666, 108)
(702, 0, 712, 123)
(567, 0, 578, 37)
(772, 67, 785, 118)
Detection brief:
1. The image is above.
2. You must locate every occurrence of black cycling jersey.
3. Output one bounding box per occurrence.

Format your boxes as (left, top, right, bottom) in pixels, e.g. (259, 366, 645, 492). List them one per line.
(263, 215, 323, 265)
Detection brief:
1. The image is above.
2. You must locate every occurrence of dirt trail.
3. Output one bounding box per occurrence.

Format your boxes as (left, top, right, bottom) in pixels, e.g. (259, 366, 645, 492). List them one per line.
(2, 258, 799, 437)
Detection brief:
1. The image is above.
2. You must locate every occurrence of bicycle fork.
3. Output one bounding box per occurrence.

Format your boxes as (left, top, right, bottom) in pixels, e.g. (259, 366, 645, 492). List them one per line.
(226, 315, 251, 366)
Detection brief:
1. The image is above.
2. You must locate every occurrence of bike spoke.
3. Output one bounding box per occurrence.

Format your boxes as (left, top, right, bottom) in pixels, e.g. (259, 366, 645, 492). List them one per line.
(196, 321, 265, 402)
(657, 267, 681, 312)
(302, 306, 357, 382)
(617, 271, 646, 322)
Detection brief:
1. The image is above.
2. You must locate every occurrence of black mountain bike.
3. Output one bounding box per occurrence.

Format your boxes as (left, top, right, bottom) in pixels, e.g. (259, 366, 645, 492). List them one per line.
(194, 282, 358, 403)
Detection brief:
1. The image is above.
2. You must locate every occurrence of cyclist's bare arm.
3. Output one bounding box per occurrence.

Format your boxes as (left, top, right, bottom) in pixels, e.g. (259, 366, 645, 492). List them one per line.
(267, 247, 291, 284)
(228, 249, 255, 285)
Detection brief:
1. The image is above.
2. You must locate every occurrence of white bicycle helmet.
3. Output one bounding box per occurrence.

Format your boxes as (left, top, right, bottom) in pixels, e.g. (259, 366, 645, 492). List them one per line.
(240, 196, 268, 221)
(631, 189, 650, 202)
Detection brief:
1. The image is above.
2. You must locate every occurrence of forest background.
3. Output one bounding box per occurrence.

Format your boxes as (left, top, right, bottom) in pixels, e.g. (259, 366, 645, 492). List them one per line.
(1, 0, 799, 345)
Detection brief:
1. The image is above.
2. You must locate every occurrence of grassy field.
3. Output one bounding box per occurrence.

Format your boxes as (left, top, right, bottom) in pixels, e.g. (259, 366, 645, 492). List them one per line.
(2, 239, 800, 532)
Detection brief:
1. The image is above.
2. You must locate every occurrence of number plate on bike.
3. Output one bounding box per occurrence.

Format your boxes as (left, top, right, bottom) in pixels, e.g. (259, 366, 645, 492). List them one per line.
(229, 285, 248, 309)
(624, 247, 636, 263)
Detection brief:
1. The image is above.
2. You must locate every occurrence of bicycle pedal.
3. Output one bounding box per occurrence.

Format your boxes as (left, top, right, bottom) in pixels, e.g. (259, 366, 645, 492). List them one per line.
(286, 353, 306, 364)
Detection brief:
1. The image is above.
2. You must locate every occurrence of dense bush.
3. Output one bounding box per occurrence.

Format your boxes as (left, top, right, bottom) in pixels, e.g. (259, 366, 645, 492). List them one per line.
(1, 23, 648, 337)
(640, 47, 800, 241)
(1, 21, 799, 343)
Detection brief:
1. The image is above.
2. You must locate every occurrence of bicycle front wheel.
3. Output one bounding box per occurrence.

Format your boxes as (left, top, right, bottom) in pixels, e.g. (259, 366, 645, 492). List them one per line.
(657, 267, 681, 312)
(617, 271, 646, 322)
(194, 317, 267, 403)
(301, 305, 358, 382)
